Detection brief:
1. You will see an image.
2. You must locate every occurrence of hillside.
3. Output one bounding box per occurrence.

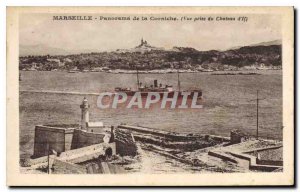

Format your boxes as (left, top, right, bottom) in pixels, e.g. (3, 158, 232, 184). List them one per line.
(19, 40, 282, 71)
(228, 39, 281, 50)
(248, 40, 281, 47)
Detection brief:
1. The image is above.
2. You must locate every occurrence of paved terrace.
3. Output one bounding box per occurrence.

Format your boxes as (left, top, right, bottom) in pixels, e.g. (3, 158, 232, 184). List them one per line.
(207, 139, 283, 172)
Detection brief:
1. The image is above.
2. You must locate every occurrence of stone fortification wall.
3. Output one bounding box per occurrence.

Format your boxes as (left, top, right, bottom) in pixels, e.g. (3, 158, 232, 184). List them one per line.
(118, 125, 230, 142)
(115, 128, 138, 157)
(33, 125, 109, 159)
(71, 129, 107, 149)
(33, 125, 75, 158)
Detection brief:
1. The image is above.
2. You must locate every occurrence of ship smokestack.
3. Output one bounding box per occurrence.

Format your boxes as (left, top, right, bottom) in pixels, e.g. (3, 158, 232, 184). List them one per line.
(154, 79, 158, 87)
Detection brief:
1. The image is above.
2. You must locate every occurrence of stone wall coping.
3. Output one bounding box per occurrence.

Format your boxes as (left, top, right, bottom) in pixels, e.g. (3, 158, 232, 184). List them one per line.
(29, 143, 116, 167)
(36, 125, 76, 133)
(243, 145, 283, 154)
(74, 128, 109, 136)
(36, 125, 112, 135)
(118, 124, 230, 141)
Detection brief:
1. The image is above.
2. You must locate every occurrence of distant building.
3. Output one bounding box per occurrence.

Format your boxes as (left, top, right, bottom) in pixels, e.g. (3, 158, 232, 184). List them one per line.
(64, 58, 72, 63)
(116, 38, 164, 53)
(86, 122, 104, 133)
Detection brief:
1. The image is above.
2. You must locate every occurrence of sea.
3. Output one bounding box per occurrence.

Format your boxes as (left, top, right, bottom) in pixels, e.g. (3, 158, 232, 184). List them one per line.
(19, 70, 282, 158)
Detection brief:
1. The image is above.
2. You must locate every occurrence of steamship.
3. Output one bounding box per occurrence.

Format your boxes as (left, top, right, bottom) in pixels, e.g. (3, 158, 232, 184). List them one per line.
(114, 69, 203, 99)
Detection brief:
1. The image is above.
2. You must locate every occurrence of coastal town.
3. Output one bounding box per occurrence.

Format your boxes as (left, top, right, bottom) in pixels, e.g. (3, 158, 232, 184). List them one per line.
(19, 39, 282, 73)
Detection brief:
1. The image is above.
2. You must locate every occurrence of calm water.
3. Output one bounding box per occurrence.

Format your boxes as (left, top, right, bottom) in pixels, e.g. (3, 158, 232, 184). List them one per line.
(19, 70, 282, 158)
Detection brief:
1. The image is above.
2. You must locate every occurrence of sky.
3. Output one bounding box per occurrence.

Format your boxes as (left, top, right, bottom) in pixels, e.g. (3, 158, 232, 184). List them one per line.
(19, 13, 281, 52)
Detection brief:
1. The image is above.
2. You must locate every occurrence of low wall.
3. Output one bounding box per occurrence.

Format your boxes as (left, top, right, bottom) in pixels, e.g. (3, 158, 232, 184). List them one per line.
(29, 143, 116, 167)
(208, 151, 238, 163)
(134, 134, 218, 151)
(71, 129, 107, 149)
(60, 143, 116, 164)
(256, 159, 283, 166)
(245, 145, 283, 166)
(61, 143, 116, 159)
(118, 125, 230, 142)
(229, 151, 282, 171)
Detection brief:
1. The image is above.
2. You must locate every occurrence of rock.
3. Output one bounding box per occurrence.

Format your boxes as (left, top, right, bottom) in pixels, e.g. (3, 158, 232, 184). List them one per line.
(115, 129, 138, 157)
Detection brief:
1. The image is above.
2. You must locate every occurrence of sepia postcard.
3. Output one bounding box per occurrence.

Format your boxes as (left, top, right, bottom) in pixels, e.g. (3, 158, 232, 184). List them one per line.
(6, 6, 294, 186)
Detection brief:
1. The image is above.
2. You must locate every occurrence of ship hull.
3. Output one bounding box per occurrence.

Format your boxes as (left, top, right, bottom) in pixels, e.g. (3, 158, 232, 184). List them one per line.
(114, 90, 202, 99)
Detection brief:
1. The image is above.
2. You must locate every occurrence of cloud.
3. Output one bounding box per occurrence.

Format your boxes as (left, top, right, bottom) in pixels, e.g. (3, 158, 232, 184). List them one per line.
(20, 14, 281, 52)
